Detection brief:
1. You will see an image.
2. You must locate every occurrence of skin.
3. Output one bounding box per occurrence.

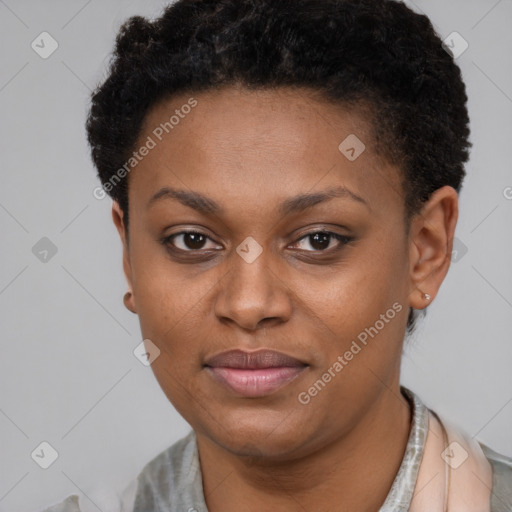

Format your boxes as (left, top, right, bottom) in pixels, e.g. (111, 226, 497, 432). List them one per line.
(112, 85, 458, 511)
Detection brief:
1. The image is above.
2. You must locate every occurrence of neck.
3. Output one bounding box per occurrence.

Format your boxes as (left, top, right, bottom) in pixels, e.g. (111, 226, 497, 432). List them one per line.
(196, 384, 412, 512)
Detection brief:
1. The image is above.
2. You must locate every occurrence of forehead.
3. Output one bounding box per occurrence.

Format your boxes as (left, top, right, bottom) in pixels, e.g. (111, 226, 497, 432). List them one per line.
(129, 86, 404, 219)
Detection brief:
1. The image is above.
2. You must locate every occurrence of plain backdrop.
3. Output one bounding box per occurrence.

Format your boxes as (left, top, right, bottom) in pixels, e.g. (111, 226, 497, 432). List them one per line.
(0, 0, 511, 510)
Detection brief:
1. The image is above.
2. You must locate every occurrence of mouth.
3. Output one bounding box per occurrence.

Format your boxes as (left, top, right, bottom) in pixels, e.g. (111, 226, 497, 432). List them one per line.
(204, 349, 309, 397)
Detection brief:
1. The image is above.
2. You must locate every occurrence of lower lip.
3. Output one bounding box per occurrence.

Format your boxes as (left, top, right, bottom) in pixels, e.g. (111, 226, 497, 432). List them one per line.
(206, 366, 306, 397)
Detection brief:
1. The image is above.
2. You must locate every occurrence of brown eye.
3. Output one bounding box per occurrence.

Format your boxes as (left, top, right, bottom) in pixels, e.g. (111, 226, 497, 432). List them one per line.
(294, 231, 352, 252)
(164, 231, 221, 252)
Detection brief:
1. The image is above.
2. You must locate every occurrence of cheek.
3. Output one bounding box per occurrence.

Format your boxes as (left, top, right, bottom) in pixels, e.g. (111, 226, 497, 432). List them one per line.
(294, 273, 407, 367)
(294, 279, 407, 431)
(129, 240, 208, 328)
(295, 241, 407, 330)
(291, 240, 409, 386)
(353, 230, 410, 304)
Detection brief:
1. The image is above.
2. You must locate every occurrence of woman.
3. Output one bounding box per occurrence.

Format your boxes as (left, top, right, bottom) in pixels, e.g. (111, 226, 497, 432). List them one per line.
(43, 0, 512, 510)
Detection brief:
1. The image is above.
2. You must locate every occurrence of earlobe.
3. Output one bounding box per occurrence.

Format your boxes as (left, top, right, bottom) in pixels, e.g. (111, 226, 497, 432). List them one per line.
(123, 290, 137, 314)
(408, 186, 459, 310)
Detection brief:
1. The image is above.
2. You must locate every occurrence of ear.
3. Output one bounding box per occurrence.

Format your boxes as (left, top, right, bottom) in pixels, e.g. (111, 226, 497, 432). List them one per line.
(408, 185, 459, 309)
(112, 201, 137, 314)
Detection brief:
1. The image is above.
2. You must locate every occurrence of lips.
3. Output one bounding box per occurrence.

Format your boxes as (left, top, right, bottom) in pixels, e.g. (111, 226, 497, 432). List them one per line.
(204, 349, 308, 397)
(205, 349, 306, 369)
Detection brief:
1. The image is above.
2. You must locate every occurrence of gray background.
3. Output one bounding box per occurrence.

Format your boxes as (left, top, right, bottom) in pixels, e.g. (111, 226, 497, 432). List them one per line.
(0, 0, 511, 510)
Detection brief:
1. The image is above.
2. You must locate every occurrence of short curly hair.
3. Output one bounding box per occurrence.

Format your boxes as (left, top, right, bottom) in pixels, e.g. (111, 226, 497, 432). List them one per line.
(86, 0, 471, 333)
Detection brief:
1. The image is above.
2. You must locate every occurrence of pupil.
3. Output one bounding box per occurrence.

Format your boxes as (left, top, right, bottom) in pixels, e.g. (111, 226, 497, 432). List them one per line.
(185, 233, 205, 249)
(310, 232, 330, 250)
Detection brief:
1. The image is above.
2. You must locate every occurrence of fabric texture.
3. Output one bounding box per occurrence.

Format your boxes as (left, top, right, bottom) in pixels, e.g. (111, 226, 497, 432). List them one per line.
(481, 443, 512, 511)
(40, 387, 512, 512)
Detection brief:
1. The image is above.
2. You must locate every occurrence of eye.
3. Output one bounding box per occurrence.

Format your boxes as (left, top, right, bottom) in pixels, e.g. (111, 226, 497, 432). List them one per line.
(163, 230, 222, 252)
(162, 229, 353, 256)
(292, 231, 353, 252)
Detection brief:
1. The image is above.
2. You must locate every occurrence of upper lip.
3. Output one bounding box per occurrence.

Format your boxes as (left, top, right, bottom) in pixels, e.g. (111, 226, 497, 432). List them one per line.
(204, 349, 307, 369)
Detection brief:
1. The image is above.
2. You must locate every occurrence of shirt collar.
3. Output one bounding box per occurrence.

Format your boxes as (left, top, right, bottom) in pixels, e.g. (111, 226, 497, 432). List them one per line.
(378, 386, 429, 511)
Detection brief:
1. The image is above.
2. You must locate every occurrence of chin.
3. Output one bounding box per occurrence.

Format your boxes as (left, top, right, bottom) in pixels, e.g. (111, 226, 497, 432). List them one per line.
(221, 433, 305, 459)
(202, 409, 313, 458)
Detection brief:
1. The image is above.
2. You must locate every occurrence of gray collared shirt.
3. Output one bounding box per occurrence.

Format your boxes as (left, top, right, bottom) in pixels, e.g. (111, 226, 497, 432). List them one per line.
(42, 387, 512, 512)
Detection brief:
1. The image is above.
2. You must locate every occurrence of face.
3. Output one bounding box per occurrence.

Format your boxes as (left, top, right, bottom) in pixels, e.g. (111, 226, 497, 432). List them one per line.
(113, 85, 455, 459)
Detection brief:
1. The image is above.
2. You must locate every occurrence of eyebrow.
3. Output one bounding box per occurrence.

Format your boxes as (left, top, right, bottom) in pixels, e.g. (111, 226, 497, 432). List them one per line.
(147, 185, 369, 216)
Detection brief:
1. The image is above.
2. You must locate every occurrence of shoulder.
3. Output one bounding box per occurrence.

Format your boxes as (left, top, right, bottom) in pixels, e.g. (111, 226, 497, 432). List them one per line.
(135, 429, 197, 485)
(131, 429, 207, 511)
(39, 431, 199, 512)
(479, 442, 512, 510)
(405, 388, 512, 511)
(40, 495, 81, 512)
(39, 484, 133, 512)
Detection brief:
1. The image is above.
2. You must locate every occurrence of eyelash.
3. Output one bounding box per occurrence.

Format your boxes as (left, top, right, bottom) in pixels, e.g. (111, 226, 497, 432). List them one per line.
(161, 229, 353, 255)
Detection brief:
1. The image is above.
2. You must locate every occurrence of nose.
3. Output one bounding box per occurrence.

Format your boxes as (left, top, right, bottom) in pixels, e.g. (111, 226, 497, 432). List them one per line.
(213, 246, 293, 332)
